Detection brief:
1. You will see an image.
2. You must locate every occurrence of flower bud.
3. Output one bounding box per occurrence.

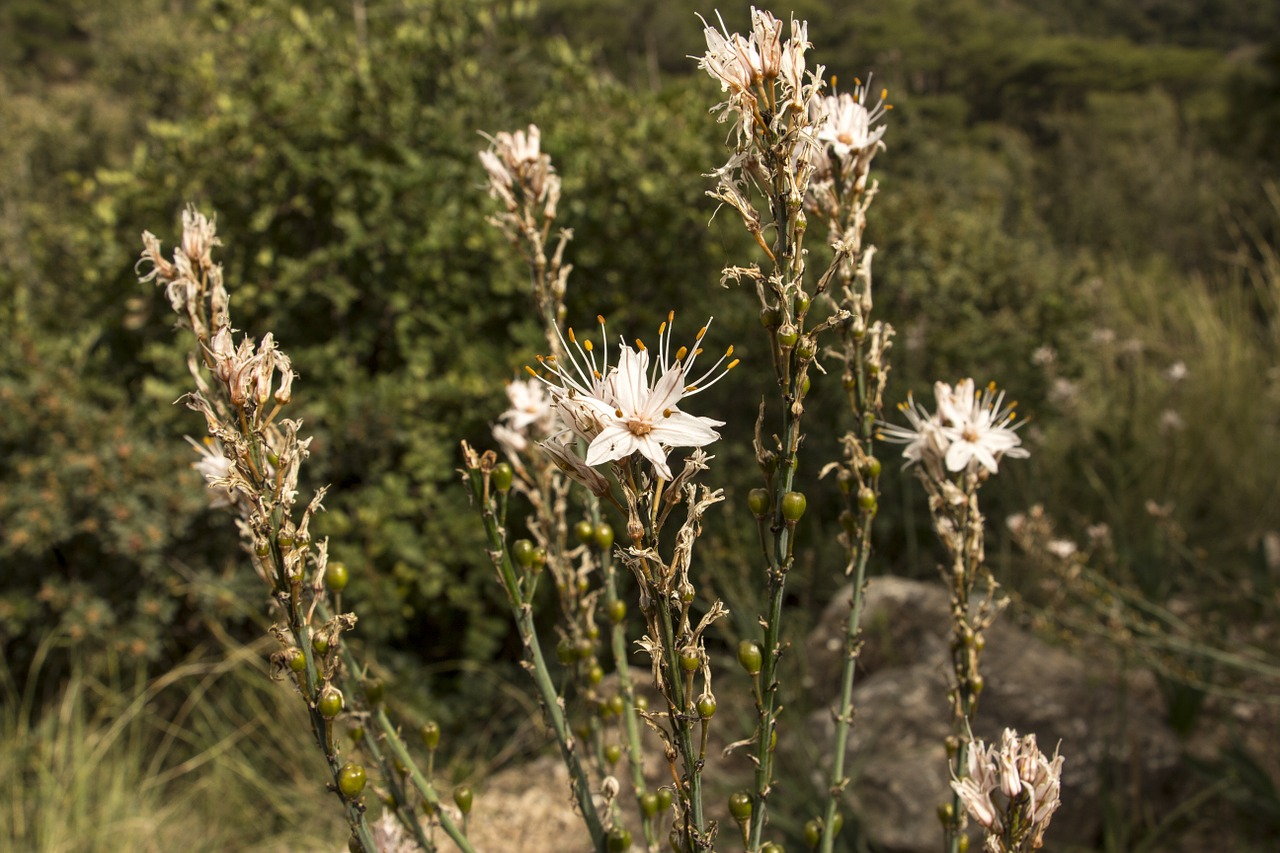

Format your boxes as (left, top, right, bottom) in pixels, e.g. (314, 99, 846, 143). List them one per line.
(737, 639, 763, 675)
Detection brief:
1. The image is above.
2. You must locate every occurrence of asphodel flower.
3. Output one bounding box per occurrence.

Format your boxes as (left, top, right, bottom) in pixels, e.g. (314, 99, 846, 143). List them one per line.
(531, 313, 736, 481)
(880, 379, 1027, 477)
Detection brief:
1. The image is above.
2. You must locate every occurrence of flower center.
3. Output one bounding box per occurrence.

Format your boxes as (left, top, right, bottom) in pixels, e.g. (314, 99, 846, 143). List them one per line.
(962, 426, 980, 443)
(838, 132, 854, 146)
(627, 418, 653, 437)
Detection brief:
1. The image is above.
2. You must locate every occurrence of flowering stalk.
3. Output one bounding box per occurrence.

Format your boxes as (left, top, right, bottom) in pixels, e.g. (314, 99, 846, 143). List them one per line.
(460, 444, 608, 851)
(880, 379, 1031, 851)
(139, 208, 381, 852)
(696, 11, 860, 847)
(483, 126, 659, 849)
(804, 75, 894, 853)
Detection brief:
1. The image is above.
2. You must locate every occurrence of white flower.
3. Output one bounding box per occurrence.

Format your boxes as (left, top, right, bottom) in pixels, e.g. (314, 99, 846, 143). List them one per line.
(881, 379, 1028, 476)
(815, 82, 889, 161)
(500, 378, 553, 432)
(1165, 360, 1188, 382)
(696, 11, 763, 95)
(532, 314, 735, 481)
(936, 379, 1029, 474)
(185, 436, 236, 508)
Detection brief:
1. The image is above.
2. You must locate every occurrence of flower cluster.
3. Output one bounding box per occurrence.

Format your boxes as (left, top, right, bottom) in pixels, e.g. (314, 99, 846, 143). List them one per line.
(952, 729, 1064, 852)
(527, 314, 736, 484)
(808, 77, 892, 208)
(880, 379, 1028, 478)
(479, 124, 560, 220)
(492, 377, 555, 456)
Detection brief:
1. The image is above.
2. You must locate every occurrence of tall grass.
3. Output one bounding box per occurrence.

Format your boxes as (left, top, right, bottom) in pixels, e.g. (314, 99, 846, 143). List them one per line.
(1, 629, 343, 853)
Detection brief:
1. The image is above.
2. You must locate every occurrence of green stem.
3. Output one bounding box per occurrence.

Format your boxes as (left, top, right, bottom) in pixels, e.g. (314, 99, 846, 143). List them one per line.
(468, 471, 607, 851)
(603, 549, 657, 848)
(818, 524, 873, 853)
(374, 708, 475, 853)
(657, 594, 707, 847)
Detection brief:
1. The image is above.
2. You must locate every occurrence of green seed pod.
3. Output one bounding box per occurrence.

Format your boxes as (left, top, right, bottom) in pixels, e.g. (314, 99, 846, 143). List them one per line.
(799, 375, 811, 397)
(453, 785, 473, 815)
(607, 826, 633, 852)
(857, 488, 877, 513)
(512, 539, 536, 568)
(634, 695, 649, 712)
(669, 827, 683, 853)
(337, 762, 367, 799)
(594, 523, 615, 550)
(606, 600, 627, 624)
(957, 835, 970, 853)
(794, 294, 811, 315)
(656, 787, 673, 811)
(607, 694, 626, 717)
(728, 791, 753, 823)
(556, 638, 575, 664)
(363, 677, 385, 707)
(317, 686, 344, 719)
(796, 336, 817, 360)
(255, 540, 271, 557)
(777, 325, 799, 348)
(348, 835, 361, 853)
(286, 648, 307, 673)
(678, 582, 696, 604)
(747, 488, 770, 517)
(837, 469, 854, 495)
(393, 757, 408, 775)
(325, 561, 350, 593)
(695, 692, 717, 719)
(312, 634, 330, 656)
(804, 820, 822, 848)
(492, 462, 514, 493)
(972, 675, 984, 694)
(574, 520, 595, 544)
(781, 491, 807, 522)
(586, 625, 600, 641)
(860, 456, 882, 479)
(534, 547, 548, 572)
(349, 726, 365, 744)
(678, 646, 701, 673)
(588, 664, 604, 685)
(759, 306, 781, 328)
(640, 791, 660, 818)
(760, 843, 784, 853)
(737, 639, 763, 676)
(937, 802, 954, 824)
(420, 720, 441, 750)
(575, 638, 595, 661)
(604, 744, 622, 766)
(830, 811, 843, 837)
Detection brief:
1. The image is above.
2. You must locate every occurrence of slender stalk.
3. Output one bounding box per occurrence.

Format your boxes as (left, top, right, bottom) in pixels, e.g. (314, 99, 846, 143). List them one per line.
(602, 547, 658, 848)
(464, 462, 607, 851)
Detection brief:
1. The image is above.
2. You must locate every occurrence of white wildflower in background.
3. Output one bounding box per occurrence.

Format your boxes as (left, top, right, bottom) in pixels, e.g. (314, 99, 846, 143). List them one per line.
(1165, 360, 1188, 382)
(479, 124, 560, 217)
(184, 436, 236, 508)
(880, 379, 1028, 477)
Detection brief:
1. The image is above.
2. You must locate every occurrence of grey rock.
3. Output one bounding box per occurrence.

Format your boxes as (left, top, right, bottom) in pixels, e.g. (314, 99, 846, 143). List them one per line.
(805, 577, 1181, 853)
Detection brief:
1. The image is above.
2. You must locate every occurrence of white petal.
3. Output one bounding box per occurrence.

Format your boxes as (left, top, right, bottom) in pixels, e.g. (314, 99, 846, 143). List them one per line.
(585, 424, 640, 468)
(650, 411, 721, 448)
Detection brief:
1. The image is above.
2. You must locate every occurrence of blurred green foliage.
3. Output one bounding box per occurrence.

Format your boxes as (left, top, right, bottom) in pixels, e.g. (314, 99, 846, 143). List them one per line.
(2, 9, 1278, 844)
